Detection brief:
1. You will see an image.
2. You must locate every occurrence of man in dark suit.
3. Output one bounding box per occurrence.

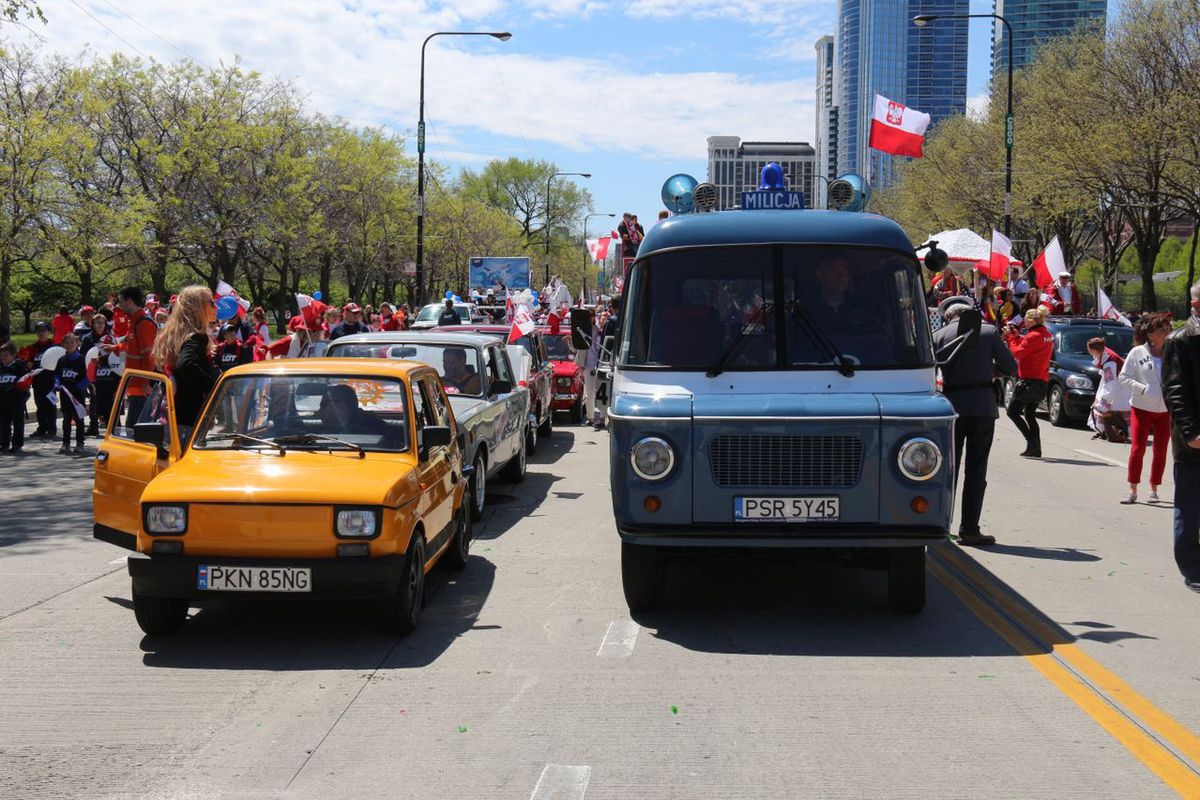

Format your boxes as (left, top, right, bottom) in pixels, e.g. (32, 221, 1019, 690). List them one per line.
(934, 297, 1018, 546)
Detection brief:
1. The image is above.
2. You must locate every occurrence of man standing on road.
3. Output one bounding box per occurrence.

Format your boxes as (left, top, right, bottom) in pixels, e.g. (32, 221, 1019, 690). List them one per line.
(1160, 280, 1200, 592)
(437, 298, 463, 327)
(934, 297, 1018, 546)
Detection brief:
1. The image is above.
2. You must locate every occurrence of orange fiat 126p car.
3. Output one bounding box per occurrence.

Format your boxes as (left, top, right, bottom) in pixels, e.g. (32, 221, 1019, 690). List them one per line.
(93, 359, 473, 636)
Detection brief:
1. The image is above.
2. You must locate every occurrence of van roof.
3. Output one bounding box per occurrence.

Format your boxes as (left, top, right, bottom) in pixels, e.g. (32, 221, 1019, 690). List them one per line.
(638, 209, 914, 258)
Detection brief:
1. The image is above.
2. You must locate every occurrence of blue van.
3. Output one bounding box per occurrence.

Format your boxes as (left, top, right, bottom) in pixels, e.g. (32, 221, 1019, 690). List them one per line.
(609, 206, 955, 613)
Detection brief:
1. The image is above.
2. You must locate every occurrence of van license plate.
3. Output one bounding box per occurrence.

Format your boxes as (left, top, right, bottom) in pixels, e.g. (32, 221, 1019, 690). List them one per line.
(198, 565, 311, 592)
(734, 497, 840, 522)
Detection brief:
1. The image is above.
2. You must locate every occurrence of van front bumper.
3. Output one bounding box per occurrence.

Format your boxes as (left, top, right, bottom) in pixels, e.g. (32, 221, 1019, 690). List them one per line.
(127, 552, 405, 599)
(618, 524, 948, 549)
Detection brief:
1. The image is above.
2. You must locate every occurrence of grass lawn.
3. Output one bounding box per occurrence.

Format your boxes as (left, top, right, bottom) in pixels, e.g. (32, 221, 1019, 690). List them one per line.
(7, 332, 36, 348)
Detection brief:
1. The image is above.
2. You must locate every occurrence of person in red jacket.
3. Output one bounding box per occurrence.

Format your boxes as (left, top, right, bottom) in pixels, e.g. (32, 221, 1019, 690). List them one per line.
(1042, 271, 1083, 316)
(51, 306, 75, 344)
(1003, 306, 1054, 458)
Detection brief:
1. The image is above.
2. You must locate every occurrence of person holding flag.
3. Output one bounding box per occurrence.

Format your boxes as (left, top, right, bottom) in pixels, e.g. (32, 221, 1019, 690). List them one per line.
(1044, 272, 1082, 316)
(0, 342, 29, 452)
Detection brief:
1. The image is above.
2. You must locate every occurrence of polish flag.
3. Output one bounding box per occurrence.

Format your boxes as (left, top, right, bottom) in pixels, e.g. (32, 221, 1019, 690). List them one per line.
(215, 280, 236, 298)
(295, 293, 328, 329)
(509, 303, 535, 343)
(1030, 236, 1065, 289)
(1097, 283, 1132, 326)
(868, 95, 931, 158)
(15, 369, 37, 392)
(984, 229, 1013, 281)
(588, 237, 611, 262)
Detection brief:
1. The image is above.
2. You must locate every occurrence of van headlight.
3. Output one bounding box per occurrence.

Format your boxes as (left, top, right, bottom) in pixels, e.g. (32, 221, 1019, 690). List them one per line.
(335, 507, 381, 538)
(143, 504, 188, 535)
(631, 437, 674, 481)
(1066, 374, 1092, 390)
(898, 438, 942, 482)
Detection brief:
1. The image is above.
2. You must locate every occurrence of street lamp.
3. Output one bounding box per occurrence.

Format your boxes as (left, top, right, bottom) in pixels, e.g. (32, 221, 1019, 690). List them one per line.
(545, 171, 591, 287)
(912, 12, 1014, 236)
(416, 30, 511, 307)
(582, 212, 616, 303)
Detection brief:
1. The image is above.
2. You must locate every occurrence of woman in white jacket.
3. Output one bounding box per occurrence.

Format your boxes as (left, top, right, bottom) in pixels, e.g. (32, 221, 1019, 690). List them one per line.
(1118, 313, 1173, 503)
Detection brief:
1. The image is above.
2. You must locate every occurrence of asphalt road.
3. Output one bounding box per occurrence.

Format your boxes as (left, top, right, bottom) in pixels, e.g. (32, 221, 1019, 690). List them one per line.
(2, 411, 1200, 799)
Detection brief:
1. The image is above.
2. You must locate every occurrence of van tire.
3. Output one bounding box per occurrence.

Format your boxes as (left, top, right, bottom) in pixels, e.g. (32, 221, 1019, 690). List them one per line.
(444, 503, 471, 571)
(381, 535, 425, 634)
(887, 546, 926, 614)
(469, 452, 487, 521)
(501, 432, 527, 483)
(132, 588, 188, 636)
(621, 541, 663, 613)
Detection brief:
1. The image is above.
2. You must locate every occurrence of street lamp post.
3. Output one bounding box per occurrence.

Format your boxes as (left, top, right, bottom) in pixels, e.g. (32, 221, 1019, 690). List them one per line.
(582, 212, 616, 304)
(912, 13, 1014, 236)
(416, 30, 511, 308)
(545, 171, 591, 288)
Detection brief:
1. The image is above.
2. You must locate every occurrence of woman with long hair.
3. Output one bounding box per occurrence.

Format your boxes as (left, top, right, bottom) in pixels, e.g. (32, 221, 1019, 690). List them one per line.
(1118, 313, 1173, 504)
(1003, 306, 1054, 458)
(1019, 287, 1041, 317)
(152, 285, 219, 434)
(252, 306, 272, 345)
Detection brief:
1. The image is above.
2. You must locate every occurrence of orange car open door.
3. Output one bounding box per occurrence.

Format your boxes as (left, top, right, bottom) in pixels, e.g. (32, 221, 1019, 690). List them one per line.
(92, 370, 181, 550)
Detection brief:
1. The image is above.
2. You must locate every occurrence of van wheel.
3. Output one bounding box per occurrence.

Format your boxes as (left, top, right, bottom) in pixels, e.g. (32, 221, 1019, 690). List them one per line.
(621, 542, 663, 613)
(526, 414, 539, 455)
(445, 504, 471, 571)
(381, 535, 426, 634)
(1048, 385, 1070, 427)
(132, 588, 188, 636)
(887, 546, 926, 614)
(539, 403, 553, 437)
(469, 452, 487, 521)
(501, 433, 527, 483)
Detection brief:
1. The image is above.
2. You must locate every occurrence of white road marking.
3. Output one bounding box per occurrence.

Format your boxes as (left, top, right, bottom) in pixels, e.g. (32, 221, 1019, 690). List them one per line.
(597, 620, 639, 657)
(108, 554, 130, 564)
(1073, 448, 1126, 468)
(530, 764, 590, 800)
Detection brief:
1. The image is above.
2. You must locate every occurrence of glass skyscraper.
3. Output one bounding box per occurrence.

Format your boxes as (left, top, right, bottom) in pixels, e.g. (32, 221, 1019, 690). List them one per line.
(992, 0, 1106, 76)
(814, 35, 839, 208)
(832, 0, 968, 190)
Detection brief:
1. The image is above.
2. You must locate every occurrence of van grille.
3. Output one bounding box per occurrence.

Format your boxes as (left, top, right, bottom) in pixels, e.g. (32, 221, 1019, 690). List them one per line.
(708, 435, 864, 487)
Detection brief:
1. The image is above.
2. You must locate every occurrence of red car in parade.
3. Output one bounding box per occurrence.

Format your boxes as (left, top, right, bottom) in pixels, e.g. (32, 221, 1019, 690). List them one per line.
(540, 327, 587, 423)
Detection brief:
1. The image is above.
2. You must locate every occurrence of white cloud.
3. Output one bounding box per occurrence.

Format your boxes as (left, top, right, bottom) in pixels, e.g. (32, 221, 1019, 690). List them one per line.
(966, 92, 990, 121)
(11, 0, 815, 162)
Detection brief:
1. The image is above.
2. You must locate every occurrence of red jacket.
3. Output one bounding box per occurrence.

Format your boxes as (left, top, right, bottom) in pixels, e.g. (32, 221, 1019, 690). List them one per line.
(51, 313, 75, 344)
(1005, 324, 1053, 380)
(1043, 283, 1082, 315)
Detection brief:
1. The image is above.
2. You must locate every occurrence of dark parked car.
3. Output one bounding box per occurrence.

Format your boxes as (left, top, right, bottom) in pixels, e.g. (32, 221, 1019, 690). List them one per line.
(450, 325, 555, 450)
(997, 317, 1134, 426)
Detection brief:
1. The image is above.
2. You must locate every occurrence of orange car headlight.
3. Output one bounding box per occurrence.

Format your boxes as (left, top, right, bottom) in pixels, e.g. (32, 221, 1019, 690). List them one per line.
(335, 507, 381, 538)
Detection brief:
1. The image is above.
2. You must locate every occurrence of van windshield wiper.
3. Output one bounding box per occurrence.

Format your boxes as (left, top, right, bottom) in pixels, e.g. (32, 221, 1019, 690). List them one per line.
(706, 302, 773, 378)
(784, 300, 855, 377)
(271, 432, 365, 458)
(200, 432, 286, 454)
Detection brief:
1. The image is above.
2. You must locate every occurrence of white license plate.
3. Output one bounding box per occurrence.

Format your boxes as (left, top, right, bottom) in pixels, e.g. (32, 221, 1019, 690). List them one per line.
(734, 496, 840, 523)
(198, 565, 311, 592)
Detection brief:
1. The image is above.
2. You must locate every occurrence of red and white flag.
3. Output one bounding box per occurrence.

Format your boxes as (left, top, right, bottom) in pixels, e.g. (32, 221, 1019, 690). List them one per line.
(868, 95, 931, 158)
(215, 280, 236, 298)
(508, 303, 535, 343)
(295, 293, 328, 329)
(1097, 283, 1132, 326)
(983, 229, 1013, 281)
(588, 237, 611, 262)
(15, 369, 37, 393)
(1031, 236, 1065, 289)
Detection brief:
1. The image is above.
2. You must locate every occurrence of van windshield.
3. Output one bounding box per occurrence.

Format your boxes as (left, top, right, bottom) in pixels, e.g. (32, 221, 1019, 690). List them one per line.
(618, 244, 933, 370)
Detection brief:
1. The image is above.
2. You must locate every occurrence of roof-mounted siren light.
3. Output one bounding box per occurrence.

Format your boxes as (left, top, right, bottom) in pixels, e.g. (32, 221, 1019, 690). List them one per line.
(826, 172, 871, 212)
(692, 182, 718, 212)
(661, 173, 698, 214)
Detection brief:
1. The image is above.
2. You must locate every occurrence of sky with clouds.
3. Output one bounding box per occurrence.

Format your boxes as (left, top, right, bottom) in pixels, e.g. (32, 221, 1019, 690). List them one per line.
(9, 0, 1062, 226)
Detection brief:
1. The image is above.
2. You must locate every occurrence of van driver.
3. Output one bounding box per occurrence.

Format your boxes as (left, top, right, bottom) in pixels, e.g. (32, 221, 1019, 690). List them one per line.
(441, 348, 481, 394)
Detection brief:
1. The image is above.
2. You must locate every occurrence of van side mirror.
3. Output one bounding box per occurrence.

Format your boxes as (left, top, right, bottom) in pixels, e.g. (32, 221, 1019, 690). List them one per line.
(490, 379, 512, 395)
(133, 421, 167, 458)
(422, 425, 452, 448)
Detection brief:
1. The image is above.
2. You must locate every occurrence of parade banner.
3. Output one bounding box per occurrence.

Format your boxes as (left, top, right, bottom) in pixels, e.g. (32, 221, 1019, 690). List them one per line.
(470, 257, 531, 293)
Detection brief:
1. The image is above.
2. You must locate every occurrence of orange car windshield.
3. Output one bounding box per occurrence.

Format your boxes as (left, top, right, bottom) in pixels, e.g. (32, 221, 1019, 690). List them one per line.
(192, 375, 410, 453)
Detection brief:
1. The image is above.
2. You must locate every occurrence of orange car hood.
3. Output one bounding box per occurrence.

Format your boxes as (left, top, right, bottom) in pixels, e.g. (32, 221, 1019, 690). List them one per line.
(141, 449, 420, 507)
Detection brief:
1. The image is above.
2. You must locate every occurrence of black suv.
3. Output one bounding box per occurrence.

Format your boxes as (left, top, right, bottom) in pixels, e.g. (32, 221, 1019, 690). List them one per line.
(997, 317, 1134, 427)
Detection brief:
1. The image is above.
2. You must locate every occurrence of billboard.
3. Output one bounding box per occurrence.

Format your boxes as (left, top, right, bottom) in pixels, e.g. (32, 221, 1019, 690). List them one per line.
(469, 257, 531, 293)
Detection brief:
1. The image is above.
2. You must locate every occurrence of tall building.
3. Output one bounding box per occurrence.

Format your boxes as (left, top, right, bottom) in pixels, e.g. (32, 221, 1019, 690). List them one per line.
(992, 0, 1106, 77)
(908, 0, 968, 126)
(706, 137, 817, 211)
(814, 35, 839, 209)
(831, 0, 968, 191)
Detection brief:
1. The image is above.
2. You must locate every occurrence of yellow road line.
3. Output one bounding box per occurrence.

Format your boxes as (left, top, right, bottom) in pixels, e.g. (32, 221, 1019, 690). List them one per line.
(936, 545, 1200, 769)
(928, 558, 1200, 797)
